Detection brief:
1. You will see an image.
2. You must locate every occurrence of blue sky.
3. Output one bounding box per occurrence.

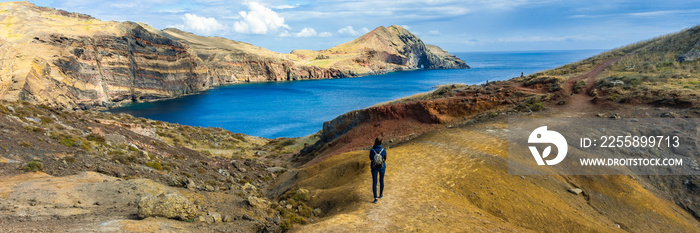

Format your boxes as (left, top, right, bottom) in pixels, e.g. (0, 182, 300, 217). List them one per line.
(16, 0, 700, 53)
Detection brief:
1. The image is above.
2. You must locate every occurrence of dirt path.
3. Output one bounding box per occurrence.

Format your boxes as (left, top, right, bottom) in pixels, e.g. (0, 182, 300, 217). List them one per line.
(558, 57, 622, 116)
(295, 125, 535, 232)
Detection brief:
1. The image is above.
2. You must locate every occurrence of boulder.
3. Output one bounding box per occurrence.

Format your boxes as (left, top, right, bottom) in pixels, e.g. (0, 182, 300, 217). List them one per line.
(266, 167, 287, 173)
(242, 183, 257, 192)
(137, 193, 198, 221)
(185, 178, 197, 190)
(247, 196, 268, 209)
(208, 211, 222, 223)
(312, 208, 322, 217)
(568, 188, 583, 195)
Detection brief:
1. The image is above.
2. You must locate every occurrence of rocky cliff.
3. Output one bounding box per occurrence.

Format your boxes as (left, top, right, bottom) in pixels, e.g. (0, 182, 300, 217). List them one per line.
(0, 2, 468, 109)
(162, 28, 349, 84)
(291, 25, 469, 74)
(0, 2, 209, 109)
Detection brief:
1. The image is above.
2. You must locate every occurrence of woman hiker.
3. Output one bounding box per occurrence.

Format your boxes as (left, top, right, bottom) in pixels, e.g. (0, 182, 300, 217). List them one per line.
(369, 137, 387, 204)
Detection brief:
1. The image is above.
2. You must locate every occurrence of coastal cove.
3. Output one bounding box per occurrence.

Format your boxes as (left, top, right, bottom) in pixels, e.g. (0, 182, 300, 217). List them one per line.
(109, 50, 603, 138)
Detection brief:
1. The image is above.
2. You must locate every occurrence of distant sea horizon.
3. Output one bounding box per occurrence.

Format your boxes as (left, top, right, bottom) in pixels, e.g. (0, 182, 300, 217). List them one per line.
(109, 49, 606, 138)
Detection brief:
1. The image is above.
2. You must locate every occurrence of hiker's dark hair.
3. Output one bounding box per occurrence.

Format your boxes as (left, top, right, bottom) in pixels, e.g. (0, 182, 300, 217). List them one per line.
(373, 137, 382, 147)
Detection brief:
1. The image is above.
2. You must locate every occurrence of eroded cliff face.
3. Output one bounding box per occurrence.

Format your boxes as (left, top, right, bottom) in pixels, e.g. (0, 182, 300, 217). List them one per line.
(162, 28, 350, 85)
(0, 2, 468, 109)
(0, 2, 209, 109)
(31, 24, 208, 108)
(201, 56, 349, 84)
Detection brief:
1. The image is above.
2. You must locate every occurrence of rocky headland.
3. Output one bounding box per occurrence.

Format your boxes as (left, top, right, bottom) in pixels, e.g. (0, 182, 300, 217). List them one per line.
(0, 2, 467, 110)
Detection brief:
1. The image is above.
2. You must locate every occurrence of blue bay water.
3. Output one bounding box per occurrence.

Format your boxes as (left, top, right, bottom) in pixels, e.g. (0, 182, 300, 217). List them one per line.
(109, 50, 604, 138)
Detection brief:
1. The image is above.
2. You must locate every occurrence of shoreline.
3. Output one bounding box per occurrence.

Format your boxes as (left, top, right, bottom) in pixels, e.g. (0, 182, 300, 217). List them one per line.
(98, 66, 458, 111)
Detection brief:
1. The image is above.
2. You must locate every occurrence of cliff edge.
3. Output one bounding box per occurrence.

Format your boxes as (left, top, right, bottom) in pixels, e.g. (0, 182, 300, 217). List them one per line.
(0, 2, 468, 109)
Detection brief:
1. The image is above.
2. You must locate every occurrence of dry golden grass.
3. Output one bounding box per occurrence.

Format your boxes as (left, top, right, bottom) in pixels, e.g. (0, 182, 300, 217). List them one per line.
(288, 120, 699, 232)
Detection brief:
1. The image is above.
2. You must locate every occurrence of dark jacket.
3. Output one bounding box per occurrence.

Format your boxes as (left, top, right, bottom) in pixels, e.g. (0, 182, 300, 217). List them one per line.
(369, 145, 387, 171)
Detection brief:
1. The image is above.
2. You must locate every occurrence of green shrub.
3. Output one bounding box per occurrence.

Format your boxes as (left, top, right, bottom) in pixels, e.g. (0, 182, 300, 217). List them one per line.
(573, 80, 586, 94)
(108, 150, 124, 156)
(292, 191, 310, 202)
(0, 105, 9, 114)
(523, 76, 561, 87)
(80, 142, 92, 151)
(280, 219, 292, 231)
(113, 154, 137, 165)
(145, 161, 163, 171)
(39, 116, 53, 125)
(517, 96, 545, 112)
(86, 133, 106, 143)
(287, 213, 308, 224)
(233, 134, 247, 142)
(19, 141, 32, 147)
(531, 102, 544, 111)
(282, 138, 296, 146)
(57, 134, 77, 147)
(25, 160, 43, 171)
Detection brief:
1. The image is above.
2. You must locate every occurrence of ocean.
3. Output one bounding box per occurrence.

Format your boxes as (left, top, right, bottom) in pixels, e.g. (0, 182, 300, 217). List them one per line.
(108, 50, 604, 138)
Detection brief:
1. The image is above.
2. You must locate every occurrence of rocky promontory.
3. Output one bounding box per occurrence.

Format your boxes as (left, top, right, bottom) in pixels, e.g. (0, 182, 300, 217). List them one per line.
(0, 2, 468, 109)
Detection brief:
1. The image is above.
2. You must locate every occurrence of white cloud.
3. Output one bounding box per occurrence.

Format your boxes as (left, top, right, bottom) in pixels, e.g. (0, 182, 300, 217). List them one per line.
(159, 9, 186, 14)
(271, 4, 299, 9)
(279, 27, 332, 37)
(233, 2, 289, 34)
(278, 0, 541, 21)
(400, 25, 410, 29)
(337, 26, 370, 36)
(573, 9, 700, 18)
(428, 30, 441, 35)
(295, 27, 317, 37)
(182, 13, 225, 35)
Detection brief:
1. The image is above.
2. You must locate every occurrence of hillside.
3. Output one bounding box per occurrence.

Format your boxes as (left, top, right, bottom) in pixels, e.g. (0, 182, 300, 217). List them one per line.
(0, 2, 467, 109)
(528, 25, 700, 107)
(274, 25, 700, 232)
(0, 99, 326, 232)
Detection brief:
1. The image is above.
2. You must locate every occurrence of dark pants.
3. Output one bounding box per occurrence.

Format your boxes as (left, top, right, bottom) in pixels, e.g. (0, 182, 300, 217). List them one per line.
(371, 168, 385, 199)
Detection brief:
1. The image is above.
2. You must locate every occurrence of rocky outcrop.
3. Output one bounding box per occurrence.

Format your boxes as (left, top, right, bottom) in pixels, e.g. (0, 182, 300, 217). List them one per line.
(296, 84, 522, 165)
(138, 193, 198, 221)
(0, 2, 468, 109)
(677, 39, 700, 62)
